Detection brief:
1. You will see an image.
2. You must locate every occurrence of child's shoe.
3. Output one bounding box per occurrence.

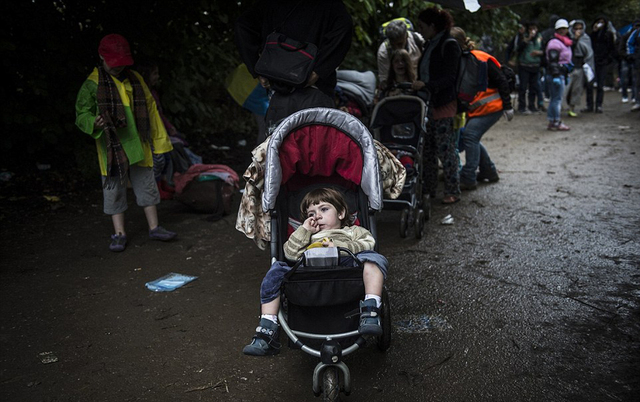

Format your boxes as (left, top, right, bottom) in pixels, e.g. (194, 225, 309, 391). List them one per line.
(149, 226, 177, 241)
(109, 234, 127, 252)
(242, 318, 281, 356)
(358, 299, 383, 336)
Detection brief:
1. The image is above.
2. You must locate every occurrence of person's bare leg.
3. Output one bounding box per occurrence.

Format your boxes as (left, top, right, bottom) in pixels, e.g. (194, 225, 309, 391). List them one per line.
(363, 262, 383, 297)
(143, 205, 159, 231)
(112, 213, 126, 235)
(261, 297, 280, 315)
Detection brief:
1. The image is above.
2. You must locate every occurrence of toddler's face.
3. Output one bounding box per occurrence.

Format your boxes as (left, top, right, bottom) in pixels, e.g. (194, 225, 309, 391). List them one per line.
(306, 202, 344, 231)
(392, 56, 407, 76)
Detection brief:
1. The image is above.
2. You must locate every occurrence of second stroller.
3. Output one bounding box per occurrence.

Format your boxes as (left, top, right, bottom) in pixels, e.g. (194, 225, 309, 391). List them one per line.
(370, 91, 431, 238)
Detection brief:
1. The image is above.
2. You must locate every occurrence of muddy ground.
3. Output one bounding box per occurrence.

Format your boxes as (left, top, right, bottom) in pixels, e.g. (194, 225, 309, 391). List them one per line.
(1, 95, 639, 402)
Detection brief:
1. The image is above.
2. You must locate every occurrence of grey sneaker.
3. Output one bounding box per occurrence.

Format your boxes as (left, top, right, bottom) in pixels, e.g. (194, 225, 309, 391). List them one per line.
(243, 318, 281, 356)
(109, 234, 127, 252)
(358, 299, 383, 336)
(149, 226, 176, 241)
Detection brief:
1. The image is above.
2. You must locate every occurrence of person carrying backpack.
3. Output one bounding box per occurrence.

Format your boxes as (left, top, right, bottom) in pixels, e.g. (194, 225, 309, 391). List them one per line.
(377, 18, 424, 92)
(546, 19, 573, 130)
(450, 27, 514, 191)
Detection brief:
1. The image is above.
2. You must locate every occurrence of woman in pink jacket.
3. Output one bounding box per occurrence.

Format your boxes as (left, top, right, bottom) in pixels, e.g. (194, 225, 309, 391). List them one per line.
(545, 19, 573, 130)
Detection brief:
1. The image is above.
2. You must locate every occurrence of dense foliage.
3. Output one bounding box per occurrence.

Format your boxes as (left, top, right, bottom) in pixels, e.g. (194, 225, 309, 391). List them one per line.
(2, 0, 637, 178)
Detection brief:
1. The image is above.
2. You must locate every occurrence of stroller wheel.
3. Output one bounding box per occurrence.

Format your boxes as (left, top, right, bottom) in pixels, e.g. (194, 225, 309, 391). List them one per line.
(377, 287, 392, 351)
(415, 209, 425, 240)
(322, 366, 340, 401)
(399, 208, 410, 238)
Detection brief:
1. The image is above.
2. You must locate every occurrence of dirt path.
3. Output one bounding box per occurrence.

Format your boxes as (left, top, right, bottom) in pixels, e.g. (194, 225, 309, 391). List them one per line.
(1, 95, 639, 401)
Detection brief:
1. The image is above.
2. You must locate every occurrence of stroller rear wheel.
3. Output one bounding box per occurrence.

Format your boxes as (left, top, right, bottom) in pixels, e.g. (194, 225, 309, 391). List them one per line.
(415, 209, 425, 239)
(322, 366, 340, 401)
(399, 208, 410, 238)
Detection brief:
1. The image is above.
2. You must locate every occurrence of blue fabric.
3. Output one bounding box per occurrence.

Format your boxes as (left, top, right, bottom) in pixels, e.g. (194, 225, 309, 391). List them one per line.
(627, 28, 639, 56)
(547, 74, 565, 122)
(459, 111, 502, 183)
(243, 84, 270, 116)
(259, 251, 389, 304)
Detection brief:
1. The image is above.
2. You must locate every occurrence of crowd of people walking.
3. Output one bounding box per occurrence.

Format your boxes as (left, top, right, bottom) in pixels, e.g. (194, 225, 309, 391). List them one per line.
(507, 15, 640, 132)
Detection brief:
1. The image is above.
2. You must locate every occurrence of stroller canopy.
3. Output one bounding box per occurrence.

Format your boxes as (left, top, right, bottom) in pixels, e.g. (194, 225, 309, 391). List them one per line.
(262, 108, 383, 212)
(336, 70, 377, 109)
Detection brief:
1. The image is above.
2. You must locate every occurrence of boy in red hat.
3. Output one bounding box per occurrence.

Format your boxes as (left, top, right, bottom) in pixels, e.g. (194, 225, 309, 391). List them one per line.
(75, 34, 177, 252)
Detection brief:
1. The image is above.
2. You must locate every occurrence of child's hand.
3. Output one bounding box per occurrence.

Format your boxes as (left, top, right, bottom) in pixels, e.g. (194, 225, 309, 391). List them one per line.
(411, 81, 426, 91)
(302, 216, 320, 233)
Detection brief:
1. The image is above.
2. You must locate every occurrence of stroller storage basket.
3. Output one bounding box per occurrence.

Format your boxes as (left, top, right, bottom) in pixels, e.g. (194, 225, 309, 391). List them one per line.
(283, 258, 365, 349)
(283, 266, 364, 307)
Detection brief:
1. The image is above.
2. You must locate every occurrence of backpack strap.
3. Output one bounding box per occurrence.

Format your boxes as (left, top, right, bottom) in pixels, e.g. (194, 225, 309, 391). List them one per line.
(441, 37, 459, 58)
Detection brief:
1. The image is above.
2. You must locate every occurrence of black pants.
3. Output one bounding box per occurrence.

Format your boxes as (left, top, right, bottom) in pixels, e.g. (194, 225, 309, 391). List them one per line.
(260, 87, 335, 144)
(518, 66, 540, 111)
(585, 63, 607, 109)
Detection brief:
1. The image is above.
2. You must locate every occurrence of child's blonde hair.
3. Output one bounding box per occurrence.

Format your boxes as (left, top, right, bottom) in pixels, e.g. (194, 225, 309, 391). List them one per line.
(450, 26, 476, 51)
(300, 188, 350, 227)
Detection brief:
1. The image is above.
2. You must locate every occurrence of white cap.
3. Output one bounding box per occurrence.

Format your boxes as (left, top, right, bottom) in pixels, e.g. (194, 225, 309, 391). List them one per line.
(555, 19, 569, 30)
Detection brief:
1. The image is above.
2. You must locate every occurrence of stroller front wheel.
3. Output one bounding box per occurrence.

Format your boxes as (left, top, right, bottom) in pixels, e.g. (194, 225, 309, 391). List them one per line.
(322, 366, 340, 401)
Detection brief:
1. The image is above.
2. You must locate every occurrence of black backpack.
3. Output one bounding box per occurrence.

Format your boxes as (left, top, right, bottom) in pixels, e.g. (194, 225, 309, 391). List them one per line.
(447, 41, 489, 113)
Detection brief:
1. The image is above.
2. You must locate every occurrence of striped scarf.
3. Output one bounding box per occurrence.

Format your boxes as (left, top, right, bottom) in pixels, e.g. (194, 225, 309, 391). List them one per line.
(97, 67, 151, 189)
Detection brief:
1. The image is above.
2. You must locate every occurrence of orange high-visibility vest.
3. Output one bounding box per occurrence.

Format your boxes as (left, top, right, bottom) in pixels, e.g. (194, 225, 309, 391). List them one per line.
(468, 50, 504, 118)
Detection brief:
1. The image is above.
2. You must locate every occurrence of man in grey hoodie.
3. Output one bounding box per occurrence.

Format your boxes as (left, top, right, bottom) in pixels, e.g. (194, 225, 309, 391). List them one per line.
(565, 19, 595, 117)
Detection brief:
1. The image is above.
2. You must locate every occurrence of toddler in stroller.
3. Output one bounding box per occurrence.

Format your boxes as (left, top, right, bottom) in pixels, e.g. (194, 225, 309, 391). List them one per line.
(243, 187, 388, 356)
(236, 107, 398, 399)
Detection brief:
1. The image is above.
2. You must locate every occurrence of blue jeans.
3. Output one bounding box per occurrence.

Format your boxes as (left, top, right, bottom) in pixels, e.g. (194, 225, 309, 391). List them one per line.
(459, 111, 502, 184)
(547, 75, 565, 122)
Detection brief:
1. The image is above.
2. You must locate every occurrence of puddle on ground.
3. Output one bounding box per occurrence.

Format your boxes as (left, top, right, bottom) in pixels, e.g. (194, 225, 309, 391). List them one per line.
(394, 314, 452, 333)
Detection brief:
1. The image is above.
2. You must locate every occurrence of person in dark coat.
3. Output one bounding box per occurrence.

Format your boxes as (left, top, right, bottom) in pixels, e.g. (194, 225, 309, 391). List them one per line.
(583, 16, 616, 113)
(412, 7, 462, 204)
(235, 0, 353, 142)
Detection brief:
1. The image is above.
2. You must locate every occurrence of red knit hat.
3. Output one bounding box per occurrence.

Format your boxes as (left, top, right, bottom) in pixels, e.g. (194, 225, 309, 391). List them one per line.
(98, 34, 134, 68)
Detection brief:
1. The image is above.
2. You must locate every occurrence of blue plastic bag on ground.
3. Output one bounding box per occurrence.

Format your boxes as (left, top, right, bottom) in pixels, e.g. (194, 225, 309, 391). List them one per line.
(145, 273, 198, 292)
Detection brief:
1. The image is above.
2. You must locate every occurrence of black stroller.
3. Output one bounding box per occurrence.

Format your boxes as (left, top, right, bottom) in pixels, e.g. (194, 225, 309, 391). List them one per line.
(261, 108, 392, 400)
(370, 92, 431, 239)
